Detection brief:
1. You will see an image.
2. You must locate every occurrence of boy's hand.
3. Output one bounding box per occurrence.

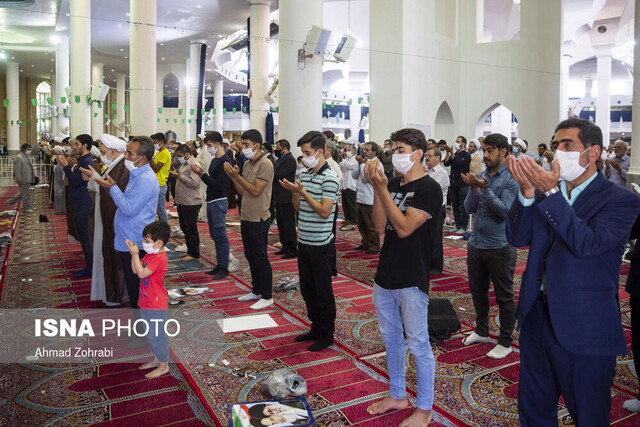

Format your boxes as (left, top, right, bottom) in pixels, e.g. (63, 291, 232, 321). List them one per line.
(126, 239, 139, 255)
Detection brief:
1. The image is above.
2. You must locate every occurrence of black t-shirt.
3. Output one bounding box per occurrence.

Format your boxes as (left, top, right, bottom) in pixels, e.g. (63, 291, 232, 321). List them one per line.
(374, 175, 442, 294)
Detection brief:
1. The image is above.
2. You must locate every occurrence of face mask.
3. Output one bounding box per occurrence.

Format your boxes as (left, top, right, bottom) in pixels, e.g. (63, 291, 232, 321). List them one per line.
(124, 157, 140, 172)
(154, 144, 160, 151)
(177, 157, 186, 165)
(207, 146, 216, 156)
(346, 151, 354, 159)
(302, 152, 320, 169)
(453, 143, 461, 151)
(512, 146, 520, 154)
(25, 150, 32, 156)
(274, 149, 283, 157)
(142, 242, 160, 254)
(392, 151, 417, 175)
(242, 145, 256, 159)
(554, 148, 589, 181)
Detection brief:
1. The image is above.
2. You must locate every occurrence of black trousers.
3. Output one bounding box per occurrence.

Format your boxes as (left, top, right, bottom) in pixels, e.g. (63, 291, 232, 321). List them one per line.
(342, 189, 356, 223)
(329, 203, 338, 276)
(275, 202, 297, 256)
(429, 205, 446, 272)
(467, 243, 517, 347)
(167, 175, 175, 202)
(241, 219, 272, 299)
(119, 249, 147, 309)
(631, 294, 640, 399)
(177, 204, 201, 258)
(298, 242, 336, 338)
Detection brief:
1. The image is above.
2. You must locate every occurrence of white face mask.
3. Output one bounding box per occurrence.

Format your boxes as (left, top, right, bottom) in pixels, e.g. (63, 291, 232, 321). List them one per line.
(346, 151, 354, 159)
(142, 242, 160, 254)
(177, 157, 186, 165)
(154, 144, 160, 151)
(302, 152, 320, 169)
(242, 145, 257, 160)
(554, 148, 589, 182)
(453, 143, 461, 151)
(124, 157, 140, 172)
(392, 151, 417, 175)
(25, 150, 32, 156)
(207, 146, 216, 156)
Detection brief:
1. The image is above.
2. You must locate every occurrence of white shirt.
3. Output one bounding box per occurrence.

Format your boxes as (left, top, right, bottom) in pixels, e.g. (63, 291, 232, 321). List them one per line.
(326, 157, 343, 190)
(427, 163, 450, 206)
(339, 156, 358, 191)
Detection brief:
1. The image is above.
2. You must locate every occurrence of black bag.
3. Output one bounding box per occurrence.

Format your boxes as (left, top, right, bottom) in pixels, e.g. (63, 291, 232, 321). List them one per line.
(428, 298, 461, 343)
(31, 176, 39, 185)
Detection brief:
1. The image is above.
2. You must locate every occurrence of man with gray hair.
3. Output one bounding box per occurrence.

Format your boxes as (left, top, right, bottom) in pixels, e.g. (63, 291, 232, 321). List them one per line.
(605, 140, 630, 187)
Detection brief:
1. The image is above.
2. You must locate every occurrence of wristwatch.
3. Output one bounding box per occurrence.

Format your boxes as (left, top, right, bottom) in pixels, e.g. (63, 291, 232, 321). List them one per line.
(541, 187, 559, 199)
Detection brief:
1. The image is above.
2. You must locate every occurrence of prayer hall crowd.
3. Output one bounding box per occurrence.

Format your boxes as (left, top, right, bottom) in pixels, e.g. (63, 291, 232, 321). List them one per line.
(10, 116, 640, 426)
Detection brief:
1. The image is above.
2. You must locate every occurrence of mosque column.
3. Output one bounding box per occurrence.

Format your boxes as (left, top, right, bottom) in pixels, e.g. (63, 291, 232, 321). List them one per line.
(214, 79, 224, 133)
(55, 34, 69, 137)
(91, 63, 104, 139)
(249, 0, 270, 136)
(187, 41, 204, 140)
(349, 95, 361, 141)
(6, 62, 19, 153)
(595, 49, 612, 145)
(278, 0, 323, 156)
(116, 74, 126, 138)
(69, 0, 91, 137)
(626, 0, 640, 188)
(129, 0, 156, 136)
(50, 74, 56, 140)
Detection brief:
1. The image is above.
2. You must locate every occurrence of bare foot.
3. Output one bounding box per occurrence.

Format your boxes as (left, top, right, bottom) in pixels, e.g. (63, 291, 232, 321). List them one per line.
(399, 408, 432, 427)
(139, 357, 159, 370)
(367, 396, 411, 415)
(145, 362, 169, 378)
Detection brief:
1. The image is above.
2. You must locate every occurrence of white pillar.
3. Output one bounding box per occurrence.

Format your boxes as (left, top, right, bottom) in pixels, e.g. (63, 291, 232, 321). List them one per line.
(188, 41, 204, 139)
(596, 53, 612, 145)
(91, 63, 104, 139)
(55, 34, 70, 137)
(249, 0, 270, 136)
(50, 74, 56, 139)
(559, 58, 570, 122)
(129, 0, 156, 136)
(116, 74, 126, 138)
(626, 0, 640, 188)
(6, 62, 19, 153)
(69, 0, 91, 137)
(490, 105, 512, 140)
(214, 79, 224, 133)
(278, 0, 323, 156)
(349, 96, 361, 141)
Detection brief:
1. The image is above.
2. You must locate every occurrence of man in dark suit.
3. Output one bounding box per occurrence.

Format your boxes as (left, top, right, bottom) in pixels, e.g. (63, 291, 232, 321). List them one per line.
(506, 118, 640, 425)
(273, 139, 297, 258)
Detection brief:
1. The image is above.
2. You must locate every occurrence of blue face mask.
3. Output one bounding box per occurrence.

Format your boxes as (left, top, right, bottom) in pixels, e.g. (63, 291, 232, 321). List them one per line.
(512, 146, 519, 154)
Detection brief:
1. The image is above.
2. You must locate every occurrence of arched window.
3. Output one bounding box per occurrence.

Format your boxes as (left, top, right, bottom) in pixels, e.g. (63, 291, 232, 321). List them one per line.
(36, 81, 52, 140)
(162, 74, 179, 108)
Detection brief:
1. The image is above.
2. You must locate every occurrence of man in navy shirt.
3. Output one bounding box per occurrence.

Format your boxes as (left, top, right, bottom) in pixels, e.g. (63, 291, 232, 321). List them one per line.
(57, 134, 95, 278)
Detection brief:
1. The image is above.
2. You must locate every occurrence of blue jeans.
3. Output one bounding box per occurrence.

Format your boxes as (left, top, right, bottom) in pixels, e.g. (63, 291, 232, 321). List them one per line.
(207, 199, 229, 269)
(73, 204, 93, 270)
(157, 184, 168, 223)
(372, 284, 435, 410)
(140, 309, 170, 363)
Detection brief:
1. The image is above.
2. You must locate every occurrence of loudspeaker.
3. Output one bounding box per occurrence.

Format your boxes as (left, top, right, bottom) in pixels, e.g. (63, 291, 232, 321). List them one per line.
(304, 25, 331, 55)
(90, 82, 110, 102)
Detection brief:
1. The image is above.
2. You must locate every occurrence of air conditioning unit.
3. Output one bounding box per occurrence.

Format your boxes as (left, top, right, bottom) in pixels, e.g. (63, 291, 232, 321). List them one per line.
(90, 82, 110, 102)
(112, 118, 130, 133)
(58, 125, 69, 136)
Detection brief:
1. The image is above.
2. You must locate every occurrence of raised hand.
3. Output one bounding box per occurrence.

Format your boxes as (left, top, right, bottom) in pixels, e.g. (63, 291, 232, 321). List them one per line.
(190, 163, 204, 176)
(279, 178, 303, 194)
(506, 155, 535, 199)
(223, 162, 240, 178)
(518, 155, 560, 193)
(93, 173, 117, 189)
(126, 239, 139, 256)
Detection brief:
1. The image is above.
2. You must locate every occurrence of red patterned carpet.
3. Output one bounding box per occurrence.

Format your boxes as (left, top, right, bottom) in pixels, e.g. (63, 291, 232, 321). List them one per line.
(1, 188, 639, 426)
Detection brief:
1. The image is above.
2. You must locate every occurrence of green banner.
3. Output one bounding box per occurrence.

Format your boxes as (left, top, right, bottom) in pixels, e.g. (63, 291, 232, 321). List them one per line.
(174, 118, 177, 123)
(178, 109, 183, 115)
(157, 118, 160, 122)
(97, 101, 102, 109)
(242, 106, 246, 113)
(2, 100, 8, 108)
(358, 97, 362, 104)
(158, 108, 163, 114)
(31, 99, 37, 107)
(63, 108, 68, 115)
(201, 109, 205, 115)
(232, 107, 236, 113)
(124, 105, 129, 112)
(331, 101, 335, 106)
(275, 107, 279, 113)
(212, 109, 216, 114)
(181, 119, 185, 124)
(61, 97, 66, 104)
(113, 115, 117, 120)
(188, 119, 192, 124)
(112, 103, 117, 110)
(165, 118, 169, 123)
(104, 113, 108, 119)
(74, 95, 81, 103)
(27, 119, 30, 125)
(93, 113, 98, 117)
(322, 103, 326, 109)
(223, 108, 227, 114)
(46, 97, 53, 105)
(348, 99, 352, 105)
(190, 109, 194, 116)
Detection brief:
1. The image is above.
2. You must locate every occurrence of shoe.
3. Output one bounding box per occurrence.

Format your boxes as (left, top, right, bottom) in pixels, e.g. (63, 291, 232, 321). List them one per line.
(307, 337, 333, 352)
(353, 245, 366, 251)
(72, 268, 92, 278)
(238, 292, 261, 301)
(274, 249, 287, 255)
(211, 268, 229, 280)
(281, 253, 297, 259)
(294, 331, 320, 342)
(175, 244, 188, 252)
(486, 344, 512, 359)
(205, 266, 221, 275)
(462, 332, 491, 346)
(250, 298, 274, 310)
(429, 269, 442, 276)
(365, 249, 379, 255)
(455, 228, 467, 234)
(340, 224, 355, 231)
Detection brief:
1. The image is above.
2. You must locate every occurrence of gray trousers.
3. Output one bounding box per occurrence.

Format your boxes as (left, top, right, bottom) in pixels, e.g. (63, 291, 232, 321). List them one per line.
(467, 243, 517, 347)
(8, 184, 30, 209)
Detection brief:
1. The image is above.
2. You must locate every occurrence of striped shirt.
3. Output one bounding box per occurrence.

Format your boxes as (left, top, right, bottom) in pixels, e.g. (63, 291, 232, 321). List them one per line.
(298, 163, 340, 246)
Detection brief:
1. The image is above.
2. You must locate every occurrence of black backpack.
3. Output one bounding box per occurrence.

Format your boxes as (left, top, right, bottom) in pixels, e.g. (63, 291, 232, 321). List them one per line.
(428, 298, 461, 343)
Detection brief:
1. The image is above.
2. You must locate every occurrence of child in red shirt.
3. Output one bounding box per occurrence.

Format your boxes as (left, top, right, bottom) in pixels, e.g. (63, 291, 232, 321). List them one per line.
(126, 220, 171, 379)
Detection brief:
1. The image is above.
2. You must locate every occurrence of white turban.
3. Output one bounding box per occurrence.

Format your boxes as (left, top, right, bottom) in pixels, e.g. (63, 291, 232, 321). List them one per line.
(197, 133, 206, 140)
(53, 146, 65, 153)
(90, 145, 101, 158)
(470, 138, 481, 150)
(53, 137, 63, 143)
(99, 133, 126, 152)
(514, 138, 526, 150)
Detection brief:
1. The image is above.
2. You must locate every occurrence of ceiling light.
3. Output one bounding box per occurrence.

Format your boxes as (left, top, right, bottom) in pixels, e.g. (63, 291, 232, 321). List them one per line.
(165, 85, 168, 88)
(111, 69, 114, 72)
(185, 77, 192, 85)
(118, 24, 122, 28)
(0, 53, 5, 60)
(126, 12, 130, 17)
(160, 43, 164, 46)
(50, 70, 53, 72)
(120, 48, 124, 51)
(207, 45, 211, 48)
(61, 27, 66, 30)
(19, 69, 23, 72)
(180, 18, 185, 21)
(65, 13, 69, 16)
(124, 56, 127, 59)
(11, 56, 14, 59)
(113, 79, 116, 82)
(51, 58, 54, 61)
(31, 64, 34, 67)
(197, 4, 201, 8)
(161, 57, 165, 60)
(50, 35, 60, 44)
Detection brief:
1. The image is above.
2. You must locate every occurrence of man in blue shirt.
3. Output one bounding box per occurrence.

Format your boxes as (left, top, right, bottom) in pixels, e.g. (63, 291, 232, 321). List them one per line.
(57, 134, 96, 278)
(94, 136, 159, 310)
(461, 133, 519, 359)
